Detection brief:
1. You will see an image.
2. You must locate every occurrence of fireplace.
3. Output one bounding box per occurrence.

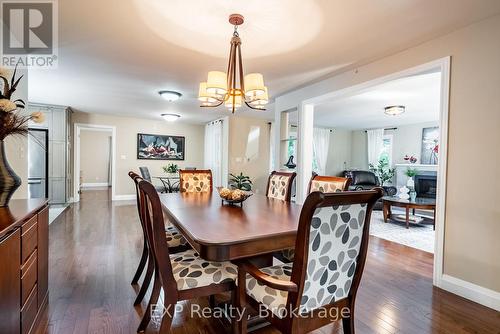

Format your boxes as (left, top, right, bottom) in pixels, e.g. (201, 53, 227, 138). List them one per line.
(415, 172, 437, 199)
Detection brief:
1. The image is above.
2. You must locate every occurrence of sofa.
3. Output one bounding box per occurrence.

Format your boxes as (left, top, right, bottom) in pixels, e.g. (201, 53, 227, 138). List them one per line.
(343, 170, 397, 210)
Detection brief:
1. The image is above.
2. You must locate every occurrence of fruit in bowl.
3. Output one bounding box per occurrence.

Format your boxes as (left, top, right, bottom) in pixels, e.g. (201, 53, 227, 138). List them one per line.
(217, 187, 252, 205)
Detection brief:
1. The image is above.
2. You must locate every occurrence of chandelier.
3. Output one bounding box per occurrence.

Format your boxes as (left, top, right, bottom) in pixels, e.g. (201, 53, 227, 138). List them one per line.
(198, 14, 269, 113)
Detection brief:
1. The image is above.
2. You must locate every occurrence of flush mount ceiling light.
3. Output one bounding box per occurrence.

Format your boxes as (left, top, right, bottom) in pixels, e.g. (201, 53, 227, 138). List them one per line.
(198, 14, 269, 114)
(161, 113, 181, 122)
(384, 105, 405, 116)
(159, 90, 182, 102)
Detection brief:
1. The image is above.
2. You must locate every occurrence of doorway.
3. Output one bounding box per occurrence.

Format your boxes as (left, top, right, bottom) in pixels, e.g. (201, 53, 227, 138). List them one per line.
(73, 123, 116, 202)
(284, 57, 450, 285)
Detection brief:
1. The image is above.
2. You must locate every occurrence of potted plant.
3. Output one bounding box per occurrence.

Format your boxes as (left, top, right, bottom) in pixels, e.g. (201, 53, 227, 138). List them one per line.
(368, 157, 395, 186)
(229, 172, 253, 191)
(405, 168, 418, 188)
(162, 163, 179, 175)
(0, 67, 44, 207)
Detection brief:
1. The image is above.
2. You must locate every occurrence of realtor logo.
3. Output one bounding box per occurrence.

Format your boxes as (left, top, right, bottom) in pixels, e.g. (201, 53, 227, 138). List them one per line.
(1, 0, 58, 68)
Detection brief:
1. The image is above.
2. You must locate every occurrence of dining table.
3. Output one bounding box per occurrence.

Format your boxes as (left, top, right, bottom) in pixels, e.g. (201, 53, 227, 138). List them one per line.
(159, 191, 302, 265)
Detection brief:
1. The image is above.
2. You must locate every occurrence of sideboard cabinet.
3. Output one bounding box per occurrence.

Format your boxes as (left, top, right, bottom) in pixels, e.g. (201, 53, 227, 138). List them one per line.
(0, 199, 49, 334)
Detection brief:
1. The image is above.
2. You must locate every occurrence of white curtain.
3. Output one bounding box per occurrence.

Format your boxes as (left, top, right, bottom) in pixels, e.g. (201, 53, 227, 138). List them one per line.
(269, 122, 275, 172)
(367, 128, 385, 166)
(312, 127, 330, 175)
(204, 120, 223, 187)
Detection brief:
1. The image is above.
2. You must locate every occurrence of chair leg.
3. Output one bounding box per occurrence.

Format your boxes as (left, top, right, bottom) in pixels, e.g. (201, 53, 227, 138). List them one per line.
(137, 275, 161, 333)
(342, 309, 355, 334)
(134, 258, 154, 305)
(209, 295, 216, 309)
(235, 271, 248, 334)
(159, 303, 175, 334)
(131, 241, 148, 285)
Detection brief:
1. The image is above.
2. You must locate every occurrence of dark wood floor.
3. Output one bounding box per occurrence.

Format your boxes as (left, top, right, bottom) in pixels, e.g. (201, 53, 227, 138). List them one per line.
(35, 189, 500, 334)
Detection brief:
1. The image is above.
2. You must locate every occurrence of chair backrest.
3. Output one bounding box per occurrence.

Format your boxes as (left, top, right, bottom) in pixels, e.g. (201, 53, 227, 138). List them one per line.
(129, 171, 148, 234)
(266, 171, 297, 202)
(137, 179, 178, 293)
(308, 175, 351, 194)
(179, 169, 213, 193)
(139, 167, 152, 182)
(288, 188, 383, 316)
(184, 167, 197, 170)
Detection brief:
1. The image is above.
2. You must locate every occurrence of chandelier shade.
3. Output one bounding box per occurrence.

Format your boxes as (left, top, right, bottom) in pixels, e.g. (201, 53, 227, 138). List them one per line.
(198, 82, 218, 103)
(198, 14, 269, 113)
(206, 71, 228, 95)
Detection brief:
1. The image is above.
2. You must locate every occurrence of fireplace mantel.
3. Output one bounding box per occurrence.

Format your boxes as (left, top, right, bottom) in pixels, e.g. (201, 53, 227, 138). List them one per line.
(395, 164, 438, 189)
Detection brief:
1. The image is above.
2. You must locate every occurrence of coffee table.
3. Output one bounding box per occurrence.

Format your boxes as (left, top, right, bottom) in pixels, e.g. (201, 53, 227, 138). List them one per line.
(382, 196, 436, 229)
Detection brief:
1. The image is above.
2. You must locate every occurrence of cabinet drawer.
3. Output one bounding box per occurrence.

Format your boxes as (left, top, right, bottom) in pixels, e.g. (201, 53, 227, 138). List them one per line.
(21, 251, 37, 307)
(21, 284, 37, 334)
(21, 217, 38, 264)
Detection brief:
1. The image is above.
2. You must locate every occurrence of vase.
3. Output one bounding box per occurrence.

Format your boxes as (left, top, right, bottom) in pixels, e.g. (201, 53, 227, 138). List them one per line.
(0, 140, 22, 207)
(406, 177, 415, 188)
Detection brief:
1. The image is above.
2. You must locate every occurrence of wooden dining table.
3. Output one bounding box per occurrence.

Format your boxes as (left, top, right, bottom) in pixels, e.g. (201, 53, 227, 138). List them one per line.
(159, 191, 302, 263)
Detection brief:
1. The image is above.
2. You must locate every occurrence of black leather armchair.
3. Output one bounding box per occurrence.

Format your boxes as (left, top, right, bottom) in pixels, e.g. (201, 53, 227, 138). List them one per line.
(343, 170, 397, 210)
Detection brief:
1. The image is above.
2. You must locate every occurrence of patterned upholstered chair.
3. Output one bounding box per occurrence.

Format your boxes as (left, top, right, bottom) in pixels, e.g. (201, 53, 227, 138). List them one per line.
(128, 172, 190, 306)
(266, 171, 297, 201)
(179, 169, 213, 193)
(235, 188, 383, 334)
(136, 179, 237, 333)
(308, 175, 351, 193)
(276, 175, 353, 264)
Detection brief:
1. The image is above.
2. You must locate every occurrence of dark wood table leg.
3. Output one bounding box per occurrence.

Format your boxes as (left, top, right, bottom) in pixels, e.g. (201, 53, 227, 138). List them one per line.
(405, 206, 410, 229)
(383, 202, 391, 223)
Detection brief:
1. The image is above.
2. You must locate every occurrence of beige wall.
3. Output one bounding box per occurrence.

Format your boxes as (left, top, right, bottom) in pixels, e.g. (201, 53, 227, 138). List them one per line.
(277, 15, 500, 292)
(349, 121, 440, 169)
(3, 68, 29, 199)
(325, 128, 352, 176)
(72, 112, 205, 196)
(228, 116, 270, 194)
(80, 130, 111, 185)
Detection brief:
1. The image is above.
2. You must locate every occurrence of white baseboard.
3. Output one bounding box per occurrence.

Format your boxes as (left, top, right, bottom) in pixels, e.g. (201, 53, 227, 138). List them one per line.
(440, 274, 500, 311)
(81, 182, 109, 188)
(112, 194, 135, 201)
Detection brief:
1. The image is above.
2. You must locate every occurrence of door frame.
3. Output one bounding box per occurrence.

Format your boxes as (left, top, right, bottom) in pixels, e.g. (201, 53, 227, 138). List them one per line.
(296, 57, 450, 287)
(73, 123, 116, 202)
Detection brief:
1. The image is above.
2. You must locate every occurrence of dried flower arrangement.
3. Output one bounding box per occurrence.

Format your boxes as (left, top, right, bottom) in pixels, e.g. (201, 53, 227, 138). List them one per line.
(0, 66, 44, 141)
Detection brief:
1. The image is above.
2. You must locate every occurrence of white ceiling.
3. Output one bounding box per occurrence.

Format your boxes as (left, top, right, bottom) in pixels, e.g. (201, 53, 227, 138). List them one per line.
(312, 71, 441, 129)
(28, 0, 500, 124)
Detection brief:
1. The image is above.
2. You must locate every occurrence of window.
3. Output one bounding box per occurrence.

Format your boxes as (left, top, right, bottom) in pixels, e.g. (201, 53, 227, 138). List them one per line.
(379, 134, 393, 166)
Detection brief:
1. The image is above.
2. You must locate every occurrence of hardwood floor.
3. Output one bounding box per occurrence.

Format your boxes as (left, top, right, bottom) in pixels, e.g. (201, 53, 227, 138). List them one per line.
(35, 189, 500, 334)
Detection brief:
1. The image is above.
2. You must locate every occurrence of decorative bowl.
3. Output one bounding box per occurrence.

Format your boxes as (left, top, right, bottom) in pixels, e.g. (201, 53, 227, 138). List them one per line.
(216, 187, 253, 207)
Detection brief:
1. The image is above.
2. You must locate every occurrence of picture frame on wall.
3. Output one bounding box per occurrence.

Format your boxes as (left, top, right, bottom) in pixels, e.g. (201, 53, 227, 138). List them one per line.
(421, 127, 439, 165)
(137, 133, 185, 160)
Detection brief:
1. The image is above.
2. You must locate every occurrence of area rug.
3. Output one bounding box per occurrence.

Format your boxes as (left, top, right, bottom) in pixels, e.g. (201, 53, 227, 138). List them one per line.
(369, 210, 435, 253)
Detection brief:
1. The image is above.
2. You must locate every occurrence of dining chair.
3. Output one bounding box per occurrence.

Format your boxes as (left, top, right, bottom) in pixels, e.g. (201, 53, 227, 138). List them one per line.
(128, 172, 190, 306)
(138, 166, 165, 193)
(136, 179, 237, 333)
(275, 174, 353, 264)
(266, 171, 297, 202)
(179, 169, 213, 193)
(308, 175, 351, 194)
(235, 188, 383, 334)
(266, 171, 297, 262)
